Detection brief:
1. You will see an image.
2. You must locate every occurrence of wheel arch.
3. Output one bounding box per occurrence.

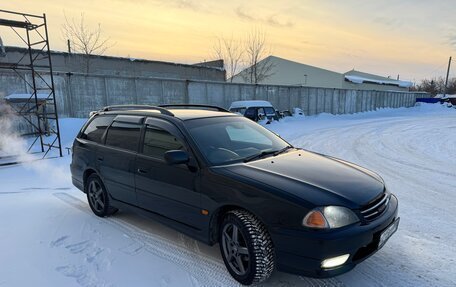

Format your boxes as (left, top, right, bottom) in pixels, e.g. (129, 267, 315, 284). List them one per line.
(208, 204, 270, 245)
(83, 168, 99, 193)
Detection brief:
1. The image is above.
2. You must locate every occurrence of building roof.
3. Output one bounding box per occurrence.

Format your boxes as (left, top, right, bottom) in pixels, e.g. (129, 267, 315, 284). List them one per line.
(4, 46, 223, 72)
(193, 59, 224, 70)
(265, 56, 342, 76)
(231, 55, 343, 86)
(231, 55, 410, 91)
(344, 70, 412, 88)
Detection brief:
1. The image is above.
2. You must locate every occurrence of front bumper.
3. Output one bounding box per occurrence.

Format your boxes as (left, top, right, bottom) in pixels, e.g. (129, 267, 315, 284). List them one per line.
(271, 194, 399, 278)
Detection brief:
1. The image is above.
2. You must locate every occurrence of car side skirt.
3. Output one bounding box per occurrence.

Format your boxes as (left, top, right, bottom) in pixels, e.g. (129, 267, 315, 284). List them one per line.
(109, 197, 211, 245)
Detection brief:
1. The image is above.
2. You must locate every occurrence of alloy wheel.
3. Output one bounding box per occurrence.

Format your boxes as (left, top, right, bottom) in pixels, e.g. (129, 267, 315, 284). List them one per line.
(88, 180, 105, 213)
(221, 223, 250, 276)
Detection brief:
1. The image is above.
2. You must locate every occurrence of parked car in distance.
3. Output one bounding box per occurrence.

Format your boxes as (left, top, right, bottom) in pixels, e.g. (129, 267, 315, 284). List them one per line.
(71, 104, 399, 285)
(281, 110, 292, 117)
(229, 100, 279, 123)
(278, 108, 304, 118)
(293, 107, 304, 116)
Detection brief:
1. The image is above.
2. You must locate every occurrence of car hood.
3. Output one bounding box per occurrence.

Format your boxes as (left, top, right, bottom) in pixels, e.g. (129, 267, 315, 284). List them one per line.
(218, 149, 384, 208)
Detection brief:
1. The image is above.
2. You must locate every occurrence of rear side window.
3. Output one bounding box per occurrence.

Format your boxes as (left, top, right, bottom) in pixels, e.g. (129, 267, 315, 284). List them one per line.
(105, 122, 141, 152)
(81, 115, 114, 143)
(257, 108, 266, 117)
(142, 126, 184, 159)
(244, 108, 256, 118)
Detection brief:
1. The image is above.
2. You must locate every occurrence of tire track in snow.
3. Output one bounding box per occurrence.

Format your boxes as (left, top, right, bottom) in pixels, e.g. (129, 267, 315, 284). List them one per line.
(53, 192, 345, 287)
(53, 192, 241, 287)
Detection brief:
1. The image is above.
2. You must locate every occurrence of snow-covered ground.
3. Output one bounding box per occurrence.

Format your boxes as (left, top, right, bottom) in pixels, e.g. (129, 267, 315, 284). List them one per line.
(0, 104, 455, 287)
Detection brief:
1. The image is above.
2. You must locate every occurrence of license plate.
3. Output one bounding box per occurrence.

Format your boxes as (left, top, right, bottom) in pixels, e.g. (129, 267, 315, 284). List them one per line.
(379, 217, 400, 248)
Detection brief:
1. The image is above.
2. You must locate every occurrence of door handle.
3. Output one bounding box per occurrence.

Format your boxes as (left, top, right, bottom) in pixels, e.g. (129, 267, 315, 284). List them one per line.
(97, 156, 104, 162)
(137, 168, 147, 174)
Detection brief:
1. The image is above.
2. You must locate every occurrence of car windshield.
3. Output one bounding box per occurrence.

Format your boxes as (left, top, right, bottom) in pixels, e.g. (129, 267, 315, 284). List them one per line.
(185, 116, 291, 166)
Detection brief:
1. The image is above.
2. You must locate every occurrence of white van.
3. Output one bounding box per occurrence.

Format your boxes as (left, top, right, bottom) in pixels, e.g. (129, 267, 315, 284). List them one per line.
(229, 100, 279, 122)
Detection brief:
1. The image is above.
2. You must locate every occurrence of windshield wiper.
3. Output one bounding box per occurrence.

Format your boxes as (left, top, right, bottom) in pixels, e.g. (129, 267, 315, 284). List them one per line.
(243, 146, 293, 163)
(273, 145, 293, 156)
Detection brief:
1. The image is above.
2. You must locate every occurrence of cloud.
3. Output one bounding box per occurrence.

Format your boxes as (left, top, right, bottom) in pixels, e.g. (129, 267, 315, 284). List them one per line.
(300, 40, 325, 48)
(113, 0, 201, 11)
(372, 16, 403, 29)
(448, 31, 456, 49)
(171, 0, 199, 10)
(266, 15, 294, 28)
(235, 6, 256, 21)
(235, 6, 294, 28)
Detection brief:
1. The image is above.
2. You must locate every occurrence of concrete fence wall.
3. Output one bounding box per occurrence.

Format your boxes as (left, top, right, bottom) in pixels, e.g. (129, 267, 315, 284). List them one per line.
(0, 71, 428, 119)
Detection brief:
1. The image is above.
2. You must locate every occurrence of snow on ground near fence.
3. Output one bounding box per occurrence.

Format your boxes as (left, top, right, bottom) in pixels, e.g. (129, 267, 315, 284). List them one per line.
(0, 104, 455, 286)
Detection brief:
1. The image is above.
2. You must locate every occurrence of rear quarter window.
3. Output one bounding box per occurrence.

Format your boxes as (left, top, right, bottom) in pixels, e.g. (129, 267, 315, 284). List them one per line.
(80, 115, 115, 143)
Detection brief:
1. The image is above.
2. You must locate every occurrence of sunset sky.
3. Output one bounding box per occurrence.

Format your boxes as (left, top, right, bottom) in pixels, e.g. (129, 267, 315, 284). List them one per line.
(1, 0, 455, 82)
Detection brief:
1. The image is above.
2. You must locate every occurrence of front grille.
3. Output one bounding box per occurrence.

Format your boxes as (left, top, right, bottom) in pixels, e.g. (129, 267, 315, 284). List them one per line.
(360, 193, 390, 221)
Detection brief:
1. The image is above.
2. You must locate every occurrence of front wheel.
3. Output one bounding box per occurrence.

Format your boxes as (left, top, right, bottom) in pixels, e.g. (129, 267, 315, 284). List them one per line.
(85, 174, 118, 217)
(219, 210, 275, 285)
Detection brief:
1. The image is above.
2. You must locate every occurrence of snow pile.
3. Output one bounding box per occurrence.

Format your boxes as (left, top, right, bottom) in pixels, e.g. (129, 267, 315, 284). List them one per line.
(435, 94, 456, 99)
(345, 75, 413, 88)
(292, 107, 304, 116)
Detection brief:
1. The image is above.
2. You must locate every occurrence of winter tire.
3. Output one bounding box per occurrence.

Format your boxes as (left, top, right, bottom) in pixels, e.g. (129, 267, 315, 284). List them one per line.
(219, 210, 275, 285)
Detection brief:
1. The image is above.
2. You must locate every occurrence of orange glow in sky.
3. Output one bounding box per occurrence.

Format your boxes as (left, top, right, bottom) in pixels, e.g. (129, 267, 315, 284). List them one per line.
(1, 0, 455, 82)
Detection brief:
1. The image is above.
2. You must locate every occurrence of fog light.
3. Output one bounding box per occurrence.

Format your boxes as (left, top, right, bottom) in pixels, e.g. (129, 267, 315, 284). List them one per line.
(321, 254, 350, 269)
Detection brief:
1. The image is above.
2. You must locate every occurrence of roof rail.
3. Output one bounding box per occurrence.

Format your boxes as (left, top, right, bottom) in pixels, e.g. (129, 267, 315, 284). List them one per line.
(101, 105, 174, 116)
(158, 104, 230, 112)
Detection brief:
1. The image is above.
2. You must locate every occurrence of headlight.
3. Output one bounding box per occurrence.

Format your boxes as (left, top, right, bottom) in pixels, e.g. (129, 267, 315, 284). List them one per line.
(303, 206, 359, 229)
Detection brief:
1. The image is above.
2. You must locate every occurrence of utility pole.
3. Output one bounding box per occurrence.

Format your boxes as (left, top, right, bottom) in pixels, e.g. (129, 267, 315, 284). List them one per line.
(67, 39, 71, 54)
(0, 35, 5, 57)
(444, 56, 452, 97)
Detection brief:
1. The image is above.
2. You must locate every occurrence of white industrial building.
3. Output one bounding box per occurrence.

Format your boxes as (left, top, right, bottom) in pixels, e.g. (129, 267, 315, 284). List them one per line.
(231, 56, 412, 92)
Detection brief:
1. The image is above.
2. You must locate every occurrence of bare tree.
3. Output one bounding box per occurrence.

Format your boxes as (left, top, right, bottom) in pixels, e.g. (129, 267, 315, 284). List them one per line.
(412, 76, 456, 96)
(242, 28, 275, 84)
(213, 36, 243, 82)
(61, 13, 113, 73)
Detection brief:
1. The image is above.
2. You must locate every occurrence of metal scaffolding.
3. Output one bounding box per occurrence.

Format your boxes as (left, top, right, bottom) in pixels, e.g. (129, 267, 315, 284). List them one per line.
(0, 9, 62, 164)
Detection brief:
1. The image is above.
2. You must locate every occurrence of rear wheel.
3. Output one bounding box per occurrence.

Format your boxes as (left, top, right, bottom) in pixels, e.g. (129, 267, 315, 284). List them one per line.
(85, 174, 117, 217)
(219, 210, 275, 285)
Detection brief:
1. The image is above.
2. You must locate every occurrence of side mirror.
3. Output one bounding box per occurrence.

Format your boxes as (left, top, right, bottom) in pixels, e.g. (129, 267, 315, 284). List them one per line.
(164, 150, 189, 165)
